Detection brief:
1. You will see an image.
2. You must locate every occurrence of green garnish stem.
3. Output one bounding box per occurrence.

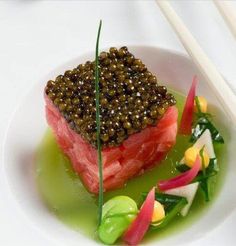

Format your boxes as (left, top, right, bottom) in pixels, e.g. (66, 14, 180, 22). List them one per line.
(199, 146, 206, 175)
(195, 96, 202, 115)
(95, 20, 103, 226)
(199, 146, 210, 201)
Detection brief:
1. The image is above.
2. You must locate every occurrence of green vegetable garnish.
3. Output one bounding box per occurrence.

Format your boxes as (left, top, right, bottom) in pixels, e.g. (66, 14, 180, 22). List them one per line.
(175, 161, 191, 173)
(95, 20, 103, 226)
(190, 95, 223, 201)
(98, 196, 138, 245)
(195, 96, 202, 115)
(194, 158, 219, 182)
(199, 146, 209, 201)
(176, 155, 219, 202)
(141, 192, 184, 213)
(176, 160, 218, 202)
(200, 146, 206, 174)
(191, 117, 224, 144)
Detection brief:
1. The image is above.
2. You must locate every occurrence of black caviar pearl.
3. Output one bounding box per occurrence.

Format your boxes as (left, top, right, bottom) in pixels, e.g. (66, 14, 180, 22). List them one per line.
(101, 98, 108, 106)
(148, 75, 157, 84)
(118, 46, 128, 57)
(133, 59, 142, 66)
(119, 94, 126, 102)
(120, 114, 129, 122)
(141, 77, 148, 83)
(118, 74, 125, 83)
(127, 84, 135, 92)
(108, 128, 115, 137)
(55, 75, 63, 82)
(123, 121, 132, 129)
(126, 55, 134, 65)
(101, 133, 109, 142)
(104, 58, 111, 66)
(109, 63, 117, 72)
(117, 63, 124, 70)
(48, 92, 56, 99)
(109, 47, 118, 58)
(158, 86, 167, 95)
(99, 52, 108, 60)
(104, 71, 112, 79)
(64, 70, 73, 77)
(47, 80, 55, 88)
(108, 89, 116, 97)
(59, 103, 67, 111)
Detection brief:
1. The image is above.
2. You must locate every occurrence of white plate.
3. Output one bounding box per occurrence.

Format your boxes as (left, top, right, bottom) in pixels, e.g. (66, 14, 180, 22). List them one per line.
(3, 46, 236, 245)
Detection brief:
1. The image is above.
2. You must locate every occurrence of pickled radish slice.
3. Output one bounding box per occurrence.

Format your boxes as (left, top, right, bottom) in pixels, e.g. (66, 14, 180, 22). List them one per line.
(179, 76, 197, 135)
(158, 155, 201, 191)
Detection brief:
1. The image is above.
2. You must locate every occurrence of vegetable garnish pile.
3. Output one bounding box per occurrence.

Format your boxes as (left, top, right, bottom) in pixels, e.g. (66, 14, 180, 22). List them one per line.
(96, 75, 224, 245)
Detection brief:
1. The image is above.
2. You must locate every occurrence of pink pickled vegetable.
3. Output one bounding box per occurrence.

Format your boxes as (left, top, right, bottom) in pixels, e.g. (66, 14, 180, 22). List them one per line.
(179, 76, 197, 135)
(158, 155, 201, 191)
(123, 187, 155, 245)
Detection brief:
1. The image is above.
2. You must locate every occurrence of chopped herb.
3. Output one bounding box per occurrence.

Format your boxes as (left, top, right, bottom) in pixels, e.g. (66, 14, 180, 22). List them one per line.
(199, 180, 209, 201)
(95, 20, 103, 225)
(191, 117, 224, 144)
(194, 158, 219, 182)
(141, 192, 184, 213)
(175, 161, 190, 173)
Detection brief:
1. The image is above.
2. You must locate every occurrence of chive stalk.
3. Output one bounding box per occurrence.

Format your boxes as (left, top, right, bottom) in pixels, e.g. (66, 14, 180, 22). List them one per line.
(199, 146, 206, 175)
(199, 146, 209, 201)
(95, 20, 103, 225)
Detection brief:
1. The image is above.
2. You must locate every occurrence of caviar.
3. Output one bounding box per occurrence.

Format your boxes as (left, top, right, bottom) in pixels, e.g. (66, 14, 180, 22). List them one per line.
(45, 47, 176, 148)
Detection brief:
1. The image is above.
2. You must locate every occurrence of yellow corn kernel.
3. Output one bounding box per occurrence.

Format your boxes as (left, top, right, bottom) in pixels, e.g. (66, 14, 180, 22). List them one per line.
(194, 96, 208, 113)
(184, 146, 210, 169)
(152, 201, 165, 223)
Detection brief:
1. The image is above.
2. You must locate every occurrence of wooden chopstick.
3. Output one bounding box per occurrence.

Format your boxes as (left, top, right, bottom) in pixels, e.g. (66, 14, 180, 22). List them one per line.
(155, 0, 236, 123)
(214, 0, 236, 39)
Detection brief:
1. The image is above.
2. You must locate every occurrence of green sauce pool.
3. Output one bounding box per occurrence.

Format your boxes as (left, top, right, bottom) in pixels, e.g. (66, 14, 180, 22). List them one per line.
(35, 90, 227, 243)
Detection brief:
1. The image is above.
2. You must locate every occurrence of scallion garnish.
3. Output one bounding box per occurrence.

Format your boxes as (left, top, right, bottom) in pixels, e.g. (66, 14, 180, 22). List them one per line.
(95, 20, 103, 226)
